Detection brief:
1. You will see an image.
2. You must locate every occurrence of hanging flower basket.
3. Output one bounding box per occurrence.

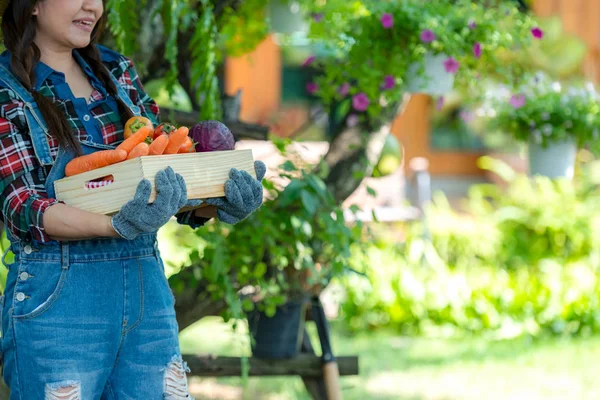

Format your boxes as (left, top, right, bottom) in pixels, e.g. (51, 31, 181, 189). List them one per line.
(406, 53, 456, 96)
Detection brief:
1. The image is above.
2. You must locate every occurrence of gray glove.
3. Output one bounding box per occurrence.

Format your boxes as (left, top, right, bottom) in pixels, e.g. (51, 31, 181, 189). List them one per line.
(112, 167, 192, 240)
(204, 161, 266, 225)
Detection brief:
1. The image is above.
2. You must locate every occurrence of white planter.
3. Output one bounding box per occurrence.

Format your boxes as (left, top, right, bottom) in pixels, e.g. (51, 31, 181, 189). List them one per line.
(406, 53, 455, 96)
(527, 139, 577, 179)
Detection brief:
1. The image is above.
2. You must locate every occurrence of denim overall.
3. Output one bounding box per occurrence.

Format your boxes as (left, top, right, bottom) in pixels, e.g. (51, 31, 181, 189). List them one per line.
(0, 63, 193, 399)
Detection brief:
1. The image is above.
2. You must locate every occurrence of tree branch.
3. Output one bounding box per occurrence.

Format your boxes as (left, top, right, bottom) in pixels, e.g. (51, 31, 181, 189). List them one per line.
(160, 107, 270, 141)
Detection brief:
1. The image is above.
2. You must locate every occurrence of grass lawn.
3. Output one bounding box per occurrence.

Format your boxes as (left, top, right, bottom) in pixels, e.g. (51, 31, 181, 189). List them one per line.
(180, 317, 600, 400)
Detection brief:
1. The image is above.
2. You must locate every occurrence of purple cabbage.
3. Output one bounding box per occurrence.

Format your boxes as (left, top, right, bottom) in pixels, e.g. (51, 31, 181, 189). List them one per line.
(189, 120, 235, 152)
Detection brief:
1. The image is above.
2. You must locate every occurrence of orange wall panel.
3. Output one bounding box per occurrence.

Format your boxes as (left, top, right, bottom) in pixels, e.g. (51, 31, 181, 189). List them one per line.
(225, 35, 281, 124)
(391, 95, 485, 176)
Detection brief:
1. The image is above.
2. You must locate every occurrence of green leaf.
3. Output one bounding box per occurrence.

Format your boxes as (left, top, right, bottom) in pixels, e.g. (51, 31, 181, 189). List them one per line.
(253, 262, 267, 278)
(279, 180, 306, 208)
(353, 170, 366, 180)
(281, 160, 297, 171)
(367, 186, 377, 197)
(301, 191, 319, 216)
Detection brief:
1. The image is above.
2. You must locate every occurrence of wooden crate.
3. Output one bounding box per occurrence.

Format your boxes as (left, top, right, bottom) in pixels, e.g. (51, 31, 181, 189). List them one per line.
(54, 149, 256, 215)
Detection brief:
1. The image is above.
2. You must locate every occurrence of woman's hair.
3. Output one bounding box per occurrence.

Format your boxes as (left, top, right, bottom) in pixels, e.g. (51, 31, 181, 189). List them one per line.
(1, 0, 134, 155)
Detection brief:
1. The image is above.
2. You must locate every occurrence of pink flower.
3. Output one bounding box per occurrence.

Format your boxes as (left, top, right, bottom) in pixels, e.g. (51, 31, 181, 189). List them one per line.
(382, 75, 396, 90)
(443, 57, 460, 74)
(306, 82, 319, 94)
(338, 83, 350, 97)
(460, 110, 474, 123)
(312, 13, 324, 22)
(436, 97, 445, 111)
(302, 55, 316, 67)
(509, 94, 526, 109)
(420, 29, 436, 43)
(347, 114, 359, 128)
(352, 93, 370, 112)
(381, 13, 394, 29)
(473, 42, 482, 58)
(468, 20, 477, 29)
(531, 27, 544, 39)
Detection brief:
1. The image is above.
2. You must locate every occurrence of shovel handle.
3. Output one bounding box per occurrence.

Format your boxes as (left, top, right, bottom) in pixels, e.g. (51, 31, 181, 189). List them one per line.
(323, 361, 343, 400)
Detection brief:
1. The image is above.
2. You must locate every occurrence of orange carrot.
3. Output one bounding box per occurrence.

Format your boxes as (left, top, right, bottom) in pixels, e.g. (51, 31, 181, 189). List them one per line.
(127, 142, 150, 160)
(163, 127, 189, 154)
(117, 126, 153, 154)
(149, 134, 169, 155)
(65, 149, 128, 177)
(178, 136, 193, 153)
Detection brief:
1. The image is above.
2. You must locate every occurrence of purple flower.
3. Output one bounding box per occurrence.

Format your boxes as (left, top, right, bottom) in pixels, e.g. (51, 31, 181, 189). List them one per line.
(460, 110, 474, 123)
(352, 93, 370, 111)
(338, 83, 351, 97)
(473, 42, 482, 58)
(509, 94, 526, 109)
(302, 55, 316, 67)
(436, 96, 445, 111)
(468, 20, 477, 29)
(443, 57, 460, 74)
(306, 82, 319, 94)
(381, 13, 394, 29)
(382, 75, 396, 90)
(531, 27, 544, 39)
(347, 114, 359, 128)
(312, 13, 324, 23)
(420, 29, 436, 43)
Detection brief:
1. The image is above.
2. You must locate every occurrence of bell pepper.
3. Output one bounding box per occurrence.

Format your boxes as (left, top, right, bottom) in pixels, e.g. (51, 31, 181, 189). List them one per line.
(124, 116, 154, 139)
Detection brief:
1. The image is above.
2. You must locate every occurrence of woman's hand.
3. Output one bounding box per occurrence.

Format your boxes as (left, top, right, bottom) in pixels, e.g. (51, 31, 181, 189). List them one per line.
(111, 167, 190, 240)
(203, 161, 266, 225)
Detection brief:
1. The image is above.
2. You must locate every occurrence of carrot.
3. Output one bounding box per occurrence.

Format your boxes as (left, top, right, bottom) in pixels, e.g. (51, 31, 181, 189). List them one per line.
(149, 134, 169, 155)
(127, 142, 150, 160)
(124, 117, 154, 139)
(117, 126, 153, 154)
(178, 136, 194, 153)
(163, 127, 190, 154)
(65, 149, 128, 177)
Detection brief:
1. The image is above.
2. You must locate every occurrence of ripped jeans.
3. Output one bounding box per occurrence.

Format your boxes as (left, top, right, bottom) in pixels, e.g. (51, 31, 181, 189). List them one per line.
(0, 233, 195, 399)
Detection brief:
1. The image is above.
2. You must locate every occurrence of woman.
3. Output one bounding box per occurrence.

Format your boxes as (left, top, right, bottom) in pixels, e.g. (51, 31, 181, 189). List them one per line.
(0, 0, 265, 398)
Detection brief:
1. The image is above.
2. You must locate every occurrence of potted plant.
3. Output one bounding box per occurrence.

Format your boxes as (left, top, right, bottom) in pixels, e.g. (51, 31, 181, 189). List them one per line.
(168, 139, 368, 359)
(485, 73, 600, 179)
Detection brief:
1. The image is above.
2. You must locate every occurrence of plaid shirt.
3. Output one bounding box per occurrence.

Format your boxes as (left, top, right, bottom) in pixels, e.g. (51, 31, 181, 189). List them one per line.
(0, 45, 162, 243)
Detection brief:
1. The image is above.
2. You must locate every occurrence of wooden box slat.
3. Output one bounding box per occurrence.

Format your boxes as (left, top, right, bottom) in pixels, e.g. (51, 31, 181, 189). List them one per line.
(54, 149, 255, 215)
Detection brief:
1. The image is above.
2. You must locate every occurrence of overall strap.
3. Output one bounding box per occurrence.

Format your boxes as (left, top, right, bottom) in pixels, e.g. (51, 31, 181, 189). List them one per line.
(105, 68, 140, 116)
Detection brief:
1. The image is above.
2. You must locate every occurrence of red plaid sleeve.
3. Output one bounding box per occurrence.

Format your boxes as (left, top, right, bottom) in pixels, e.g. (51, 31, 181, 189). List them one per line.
(0, 116, 60, 243)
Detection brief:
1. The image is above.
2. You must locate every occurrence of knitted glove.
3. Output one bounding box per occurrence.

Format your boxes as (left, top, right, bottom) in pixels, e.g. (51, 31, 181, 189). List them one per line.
(203, 161, 266, 225)
(112, 167, 190, 240)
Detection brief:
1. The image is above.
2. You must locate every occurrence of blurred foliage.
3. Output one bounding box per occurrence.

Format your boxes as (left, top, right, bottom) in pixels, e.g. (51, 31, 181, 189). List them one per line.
(372, 134, 403, 177)
(339, 155, 600, 338)
(143, 78, 194, 112)
(106, 0, 272, 120)
(497, 16, 588, 82)
(165, 138, 371, 321)
(299, 0, 538, 124)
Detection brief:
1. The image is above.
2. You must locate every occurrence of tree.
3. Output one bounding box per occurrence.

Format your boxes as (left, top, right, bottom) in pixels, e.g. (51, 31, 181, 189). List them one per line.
(100, 0, 539, 328)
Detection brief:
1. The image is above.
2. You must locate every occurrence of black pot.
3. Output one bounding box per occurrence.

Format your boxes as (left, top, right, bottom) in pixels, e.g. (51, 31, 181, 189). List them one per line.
(247, 297, 308, 359)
